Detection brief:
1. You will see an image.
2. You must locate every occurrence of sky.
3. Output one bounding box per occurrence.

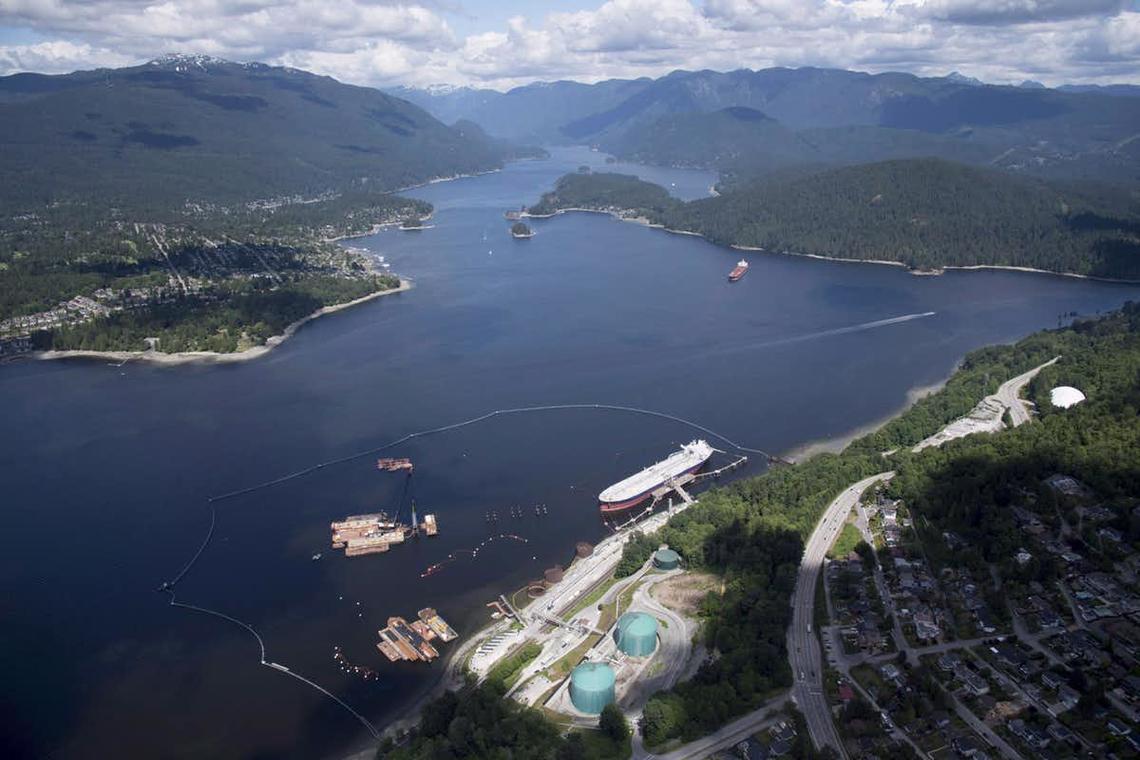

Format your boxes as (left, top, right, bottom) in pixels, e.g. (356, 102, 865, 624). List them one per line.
(0, 0, 1138, 90)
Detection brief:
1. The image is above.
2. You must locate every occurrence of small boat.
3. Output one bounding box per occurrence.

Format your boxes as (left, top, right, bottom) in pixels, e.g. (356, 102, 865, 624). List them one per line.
(729, 259, 749, 282)
(312, 553, 323, 561)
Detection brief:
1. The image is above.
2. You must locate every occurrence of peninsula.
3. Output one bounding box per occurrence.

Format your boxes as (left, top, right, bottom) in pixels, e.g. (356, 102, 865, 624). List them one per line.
(527, 164, 1140, 281)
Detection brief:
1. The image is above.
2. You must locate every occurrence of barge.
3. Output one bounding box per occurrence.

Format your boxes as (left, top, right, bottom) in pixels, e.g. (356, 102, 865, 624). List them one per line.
(377, 609, 457, 662)
(331, 510, 438, 556)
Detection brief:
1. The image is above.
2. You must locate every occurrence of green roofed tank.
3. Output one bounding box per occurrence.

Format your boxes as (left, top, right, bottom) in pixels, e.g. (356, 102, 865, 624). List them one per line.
(615, 612, 658, 656)
(569, 661, 615, 714)
(653, 547, 681, 570)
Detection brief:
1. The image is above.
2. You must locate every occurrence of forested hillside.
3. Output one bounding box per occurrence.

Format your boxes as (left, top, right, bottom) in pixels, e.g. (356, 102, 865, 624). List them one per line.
(384, 297, 1140, 758)
(0, 56, 515, 212)
(398, 66, 1140, 186)
(530, 162, 1140, 279)
(885, 302, 1140, 569)
(0, 56, 525, 353)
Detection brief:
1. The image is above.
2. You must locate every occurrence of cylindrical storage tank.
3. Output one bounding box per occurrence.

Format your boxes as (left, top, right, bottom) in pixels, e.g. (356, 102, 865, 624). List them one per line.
(569, 662, 616, 714)
(615, 612, 658, 656)
(653, 548, 681, 570)
(544, 565, 565, 584)
(576, 541, 594, 558)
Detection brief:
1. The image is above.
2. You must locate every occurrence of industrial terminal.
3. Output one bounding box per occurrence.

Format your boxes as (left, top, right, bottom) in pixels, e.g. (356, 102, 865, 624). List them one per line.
(449, 442, 752, 727)
(329, 456, 436, 557)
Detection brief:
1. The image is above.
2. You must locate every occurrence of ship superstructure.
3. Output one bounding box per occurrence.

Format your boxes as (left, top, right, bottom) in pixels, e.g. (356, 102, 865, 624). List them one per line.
(598, 440, 714, 513)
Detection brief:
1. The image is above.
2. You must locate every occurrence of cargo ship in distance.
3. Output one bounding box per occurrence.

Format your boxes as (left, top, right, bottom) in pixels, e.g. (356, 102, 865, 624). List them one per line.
(729, 259, 749, 282)
(598, 440, 714, 513)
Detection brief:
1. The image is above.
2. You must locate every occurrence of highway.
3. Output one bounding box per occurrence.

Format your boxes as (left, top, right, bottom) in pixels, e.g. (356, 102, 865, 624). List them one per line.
(633, 697, 789, 760)
(994, 356, 1060, 427)
(788, 471, 894, 758)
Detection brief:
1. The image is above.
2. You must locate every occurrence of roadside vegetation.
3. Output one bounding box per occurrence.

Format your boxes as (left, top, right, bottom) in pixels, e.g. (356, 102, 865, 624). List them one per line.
(379, 302, 1140, 758)
(486, 642, 543, 691)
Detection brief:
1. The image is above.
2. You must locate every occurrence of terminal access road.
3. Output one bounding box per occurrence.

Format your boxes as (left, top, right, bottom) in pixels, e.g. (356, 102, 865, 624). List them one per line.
(789, 471, 894, 758)
(995, 356, 1060, 427)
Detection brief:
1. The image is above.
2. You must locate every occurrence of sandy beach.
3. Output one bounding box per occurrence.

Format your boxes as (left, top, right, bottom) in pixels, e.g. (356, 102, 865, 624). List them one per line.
(782, 377, 950, 463)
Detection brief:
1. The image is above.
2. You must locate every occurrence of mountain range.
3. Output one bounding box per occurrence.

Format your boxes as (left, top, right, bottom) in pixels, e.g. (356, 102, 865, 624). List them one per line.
(0, 55, 523, 214)
(392, 67, 1140, 186)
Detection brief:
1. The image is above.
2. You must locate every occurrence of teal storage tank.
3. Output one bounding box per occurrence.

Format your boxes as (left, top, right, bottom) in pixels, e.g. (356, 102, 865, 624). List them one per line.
(569, 661, 616, 714)
(615, 612, 658, 656)
(653, 547, 681, 570)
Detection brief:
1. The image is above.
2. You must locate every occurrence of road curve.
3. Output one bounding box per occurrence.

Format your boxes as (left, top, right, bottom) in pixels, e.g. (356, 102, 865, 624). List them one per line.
(995, 356, 1060, 427)
(632, 695, 790, 760)
(789, 471, 894, 758)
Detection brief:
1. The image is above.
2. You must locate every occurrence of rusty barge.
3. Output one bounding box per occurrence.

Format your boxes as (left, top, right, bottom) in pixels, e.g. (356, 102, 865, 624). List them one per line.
(377, 608, 458, 663)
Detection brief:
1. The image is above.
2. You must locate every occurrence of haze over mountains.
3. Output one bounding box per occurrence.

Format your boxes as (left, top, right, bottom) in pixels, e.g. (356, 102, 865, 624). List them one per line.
(392, 67, 1140, 186)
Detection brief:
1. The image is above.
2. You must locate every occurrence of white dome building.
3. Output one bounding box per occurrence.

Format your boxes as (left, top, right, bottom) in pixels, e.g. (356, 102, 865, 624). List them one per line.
(1050, 386, 1086, 409)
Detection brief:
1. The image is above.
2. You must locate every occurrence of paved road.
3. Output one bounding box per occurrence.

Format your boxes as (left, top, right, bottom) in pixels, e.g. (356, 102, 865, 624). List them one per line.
(995, 356, 1060, 427)
(624, 573, 692, 710)
(789, 472, 894, 758)
(632, 695, 790, 760)
(945, 686, 1024, 760)
(852, 500, 908, 655)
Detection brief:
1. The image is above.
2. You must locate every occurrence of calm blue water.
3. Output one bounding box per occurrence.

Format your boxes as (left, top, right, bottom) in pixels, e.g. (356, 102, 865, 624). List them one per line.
(2, 146, 1139, 759)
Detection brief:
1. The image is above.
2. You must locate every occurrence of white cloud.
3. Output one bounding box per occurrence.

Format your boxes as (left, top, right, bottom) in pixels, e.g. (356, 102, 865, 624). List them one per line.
(0, 0, 1136, 88)
(0, 39, 133, 73)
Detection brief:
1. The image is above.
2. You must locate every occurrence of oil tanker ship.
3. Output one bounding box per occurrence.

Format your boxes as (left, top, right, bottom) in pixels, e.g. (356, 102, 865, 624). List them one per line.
(728, 259, 749, 281)
(598, 440, 714, 513)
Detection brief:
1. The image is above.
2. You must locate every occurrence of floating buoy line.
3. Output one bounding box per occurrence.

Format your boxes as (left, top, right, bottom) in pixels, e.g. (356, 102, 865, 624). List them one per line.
(158, 402, 778, 739)
(421, 533, 530, 578)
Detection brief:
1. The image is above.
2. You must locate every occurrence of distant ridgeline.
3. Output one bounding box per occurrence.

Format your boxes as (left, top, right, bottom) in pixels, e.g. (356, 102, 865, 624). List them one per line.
(395, 67, 1140, 187)
(529, 164, 1140, 280)
(0, 56, 539, 353)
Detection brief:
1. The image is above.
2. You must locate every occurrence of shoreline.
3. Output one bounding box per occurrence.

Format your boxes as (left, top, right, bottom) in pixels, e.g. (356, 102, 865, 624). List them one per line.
(326, 212, 436, 243)
(32, 279, 413, 367)
(391, 167, 503, 195)
(782, 377, 951, 463)
(529, 207, 1140, 285)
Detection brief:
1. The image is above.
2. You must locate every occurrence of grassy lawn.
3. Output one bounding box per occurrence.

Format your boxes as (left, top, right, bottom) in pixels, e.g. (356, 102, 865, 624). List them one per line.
(564, 575, 619, 619)
(546, 633, 603, 681)
(615, 579, 646, 617)
(814, 570, 829, 640)
(575, 729, 632, 760)
(827, 523, 864, 559)
(486, 642, 542, 689)
(851, 663, 887, 695)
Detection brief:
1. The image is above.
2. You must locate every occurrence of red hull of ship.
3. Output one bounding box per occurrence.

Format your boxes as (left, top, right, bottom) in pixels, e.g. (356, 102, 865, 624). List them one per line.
(598, 462, 705, 514)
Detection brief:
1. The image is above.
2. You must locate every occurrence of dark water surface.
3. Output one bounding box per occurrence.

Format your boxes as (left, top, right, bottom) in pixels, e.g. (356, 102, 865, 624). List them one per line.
(3, 147, 1139, 759)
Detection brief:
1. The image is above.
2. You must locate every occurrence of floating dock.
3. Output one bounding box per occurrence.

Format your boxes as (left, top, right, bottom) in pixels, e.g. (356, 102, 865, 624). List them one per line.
(377, 457, 414, 472)
(418, 607, 458, 641)
(377, 610, 457, 662)
(331, 510, 438, 557)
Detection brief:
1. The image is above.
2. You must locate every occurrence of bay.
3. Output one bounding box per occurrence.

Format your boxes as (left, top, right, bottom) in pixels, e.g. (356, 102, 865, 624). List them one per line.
(2, 146, 1138, 759)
